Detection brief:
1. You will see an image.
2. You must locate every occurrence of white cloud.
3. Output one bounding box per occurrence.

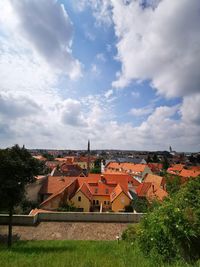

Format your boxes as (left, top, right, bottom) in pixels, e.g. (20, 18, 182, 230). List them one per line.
(9, 0, 82, 80)
(131, 91, 140, 98)
(91, 64, 101, 76)
(61, 99, 87, 127)
(96, 53, 106, 62)
(111, 0, 200, 98)
(104, 89, 113, 98)
(180, 94, 200, 125)
(73, 0, 112, 27)
(130, 106, 153, 117)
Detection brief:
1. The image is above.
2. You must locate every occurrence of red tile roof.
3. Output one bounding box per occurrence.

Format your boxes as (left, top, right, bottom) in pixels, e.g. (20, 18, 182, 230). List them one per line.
(148, 163, 163, 173)
(143, 173, 164, 188)
(136, 182, 152, 197)
(106, 162, 148, 173)
(136, 182, 168, 201)
(180, 169, 200, 178)
(39, 176, 77, 195)
(110, 184, 131, 202)
(77, 183, 93, 201)
(167, 164, 185, 174)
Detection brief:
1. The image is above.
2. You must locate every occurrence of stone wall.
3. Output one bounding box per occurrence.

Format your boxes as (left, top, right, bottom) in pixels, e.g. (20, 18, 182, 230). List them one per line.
(0, 212, 144, 226)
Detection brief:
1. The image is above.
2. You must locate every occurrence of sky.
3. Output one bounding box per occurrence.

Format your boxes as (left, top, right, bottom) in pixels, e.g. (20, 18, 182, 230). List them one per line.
(0, 0, 200, 152)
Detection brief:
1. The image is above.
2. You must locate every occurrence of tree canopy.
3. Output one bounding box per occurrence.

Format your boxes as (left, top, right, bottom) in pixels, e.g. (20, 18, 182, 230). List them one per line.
(0, 145, 42, 246)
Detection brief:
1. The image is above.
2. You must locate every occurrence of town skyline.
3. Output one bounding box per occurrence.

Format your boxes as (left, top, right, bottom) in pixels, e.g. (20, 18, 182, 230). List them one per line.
(0, 0, 200, 152)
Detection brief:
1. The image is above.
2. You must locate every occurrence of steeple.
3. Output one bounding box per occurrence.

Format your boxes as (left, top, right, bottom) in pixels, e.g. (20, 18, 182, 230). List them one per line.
(87, 140, 90, 176)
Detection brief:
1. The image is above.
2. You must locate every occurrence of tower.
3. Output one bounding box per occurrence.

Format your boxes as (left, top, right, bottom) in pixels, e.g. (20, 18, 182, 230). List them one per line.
(87, 140, 90, 176)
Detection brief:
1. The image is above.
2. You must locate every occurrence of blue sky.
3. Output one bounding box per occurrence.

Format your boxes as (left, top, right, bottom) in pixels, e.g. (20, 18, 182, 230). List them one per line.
(0, 0, 200, 151)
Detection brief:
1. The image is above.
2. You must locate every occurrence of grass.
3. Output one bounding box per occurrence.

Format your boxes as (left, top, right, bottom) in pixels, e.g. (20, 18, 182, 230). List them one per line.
(0, 240, 199, 267)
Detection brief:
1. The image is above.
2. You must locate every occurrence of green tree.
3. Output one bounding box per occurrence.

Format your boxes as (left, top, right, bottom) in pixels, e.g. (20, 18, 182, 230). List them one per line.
(165, 174, 182, 195)
(137, 176, 200, 262)
(0, 145, 42, 247)
(42, 153, 54, 161)
(162, 156, 169, 170)
(152, 154, 160, 163)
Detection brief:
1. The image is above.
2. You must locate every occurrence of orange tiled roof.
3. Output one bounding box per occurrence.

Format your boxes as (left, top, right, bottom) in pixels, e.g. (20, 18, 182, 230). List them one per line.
(180, 169, 200, 178)
(147, 186, 168, 201)
(167, 164, 185, 173)
(143, 173, 164, 188)
(110, 184, 131, 202)
(39, 176, 77, 195)
(189, 166, 200, 171)
(77, 183, 93, 201)
(136, 182, 152, 197)
(148, 163, 163, 172)
(40, 179, 77, 207)
(136, 182, 168, 201)
(106, 162, 148, 173)
(82, 173, 130, 191)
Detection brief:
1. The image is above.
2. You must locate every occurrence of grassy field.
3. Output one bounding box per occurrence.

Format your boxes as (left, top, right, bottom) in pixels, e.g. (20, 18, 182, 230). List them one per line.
(0, 240, 199, 267)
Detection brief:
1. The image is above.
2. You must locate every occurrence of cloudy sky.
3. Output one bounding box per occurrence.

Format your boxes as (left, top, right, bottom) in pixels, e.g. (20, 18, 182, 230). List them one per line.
(0, 0, 200, 151)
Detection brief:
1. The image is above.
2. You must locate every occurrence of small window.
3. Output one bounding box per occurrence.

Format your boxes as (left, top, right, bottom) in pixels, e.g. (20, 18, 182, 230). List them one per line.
(95, 188, 98, 193)
(93, 200, 95, 205)
(104, 201, 106, 205)
(107, 201, 110, 205)
(105, 189, 109, 194)
(96, 200, 99, 205)
(78, 196, 81, 202)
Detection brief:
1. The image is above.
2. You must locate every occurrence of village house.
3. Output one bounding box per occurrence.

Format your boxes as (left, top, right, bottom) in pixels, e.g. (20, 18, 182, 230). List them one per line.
(136, 173, 168, 202)
(38, 173, 133, 212)
(104, 162, 152, 182)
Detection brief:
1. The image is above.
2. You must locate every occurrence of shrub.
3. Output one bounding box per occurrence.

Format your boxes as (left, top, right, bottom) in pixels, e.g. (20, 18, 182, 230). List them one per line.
(121, 224, 138, 242)
(137, 176, 200, 263)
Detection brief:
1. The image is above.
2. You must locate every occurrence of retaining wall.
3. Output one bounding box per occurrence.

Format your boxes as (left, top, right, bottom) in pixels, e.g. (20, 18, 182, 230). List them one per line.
(0, 212, 144, 226)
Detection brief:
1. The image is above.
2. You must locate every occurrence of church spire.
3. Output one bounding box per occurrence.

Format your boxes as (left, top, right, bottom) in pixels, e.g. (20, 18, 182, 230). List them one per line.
(87, 140, 90, 176)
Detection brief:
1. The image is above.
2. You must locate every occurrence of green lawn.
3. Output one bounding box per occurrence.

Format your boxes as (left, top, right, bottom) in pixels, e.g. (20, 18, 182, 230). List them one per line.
(0, 240, 199, 267)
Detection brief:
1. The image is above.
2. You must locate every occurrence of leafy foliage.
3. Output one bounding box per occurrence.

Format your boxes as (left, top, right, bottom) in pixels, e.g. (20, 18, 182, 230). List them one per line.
(42, 153, 54, 161)
(137, 177, 200, 262)
(121, 224, 139, 242)
(0, 145, 42, 246)
(165, 175, 182, 195)
(0, 145, 43, 210)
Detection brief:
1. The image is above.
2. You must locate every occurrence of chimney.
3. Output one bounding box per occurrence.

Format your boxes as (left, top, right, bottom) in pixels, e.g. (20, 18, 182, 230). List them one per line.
(152, 184, 155, 193)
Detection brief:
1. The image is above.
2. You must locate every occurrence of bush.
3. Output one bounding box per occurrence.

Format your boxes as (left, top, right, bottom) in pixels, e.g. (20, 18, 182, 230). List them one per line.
(121, 224, 138, 242)
(137, 176, 200, 263)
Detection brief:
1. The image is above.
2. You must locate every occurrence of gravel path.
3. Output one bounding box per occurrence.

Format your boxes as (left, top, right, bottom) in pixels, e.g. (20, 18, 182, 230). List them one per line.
(0, 222, 129, 241)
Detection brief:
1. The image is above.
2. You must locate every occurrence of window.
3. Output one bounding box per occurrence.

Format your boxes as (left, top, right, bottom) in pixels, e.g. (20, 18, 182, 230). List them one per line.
(104, 201, 106, 205)
(107, 201, 110, 205)
(105, 189, 109, 194)
(93, 200, 95, 205)
(95, 188, 98, 193)
(78, 196, 81, 202)
(96, 200, 99, 205)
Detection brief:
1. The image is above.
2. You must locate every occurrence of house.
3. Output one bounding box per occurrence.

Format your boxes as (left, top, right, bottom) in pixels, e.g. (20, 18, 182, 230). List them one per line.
(136, 173, 168, 202)
(179, 169, 200, 179)
(104, 162, 152, 182)
(74, 156, 96, 170)
(143, 173, 166, 190)
(167, 164, 185, 175)
(51, 163, 85, 177)
(39, 173, 133, 212)
(148, 163, 163, 174)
